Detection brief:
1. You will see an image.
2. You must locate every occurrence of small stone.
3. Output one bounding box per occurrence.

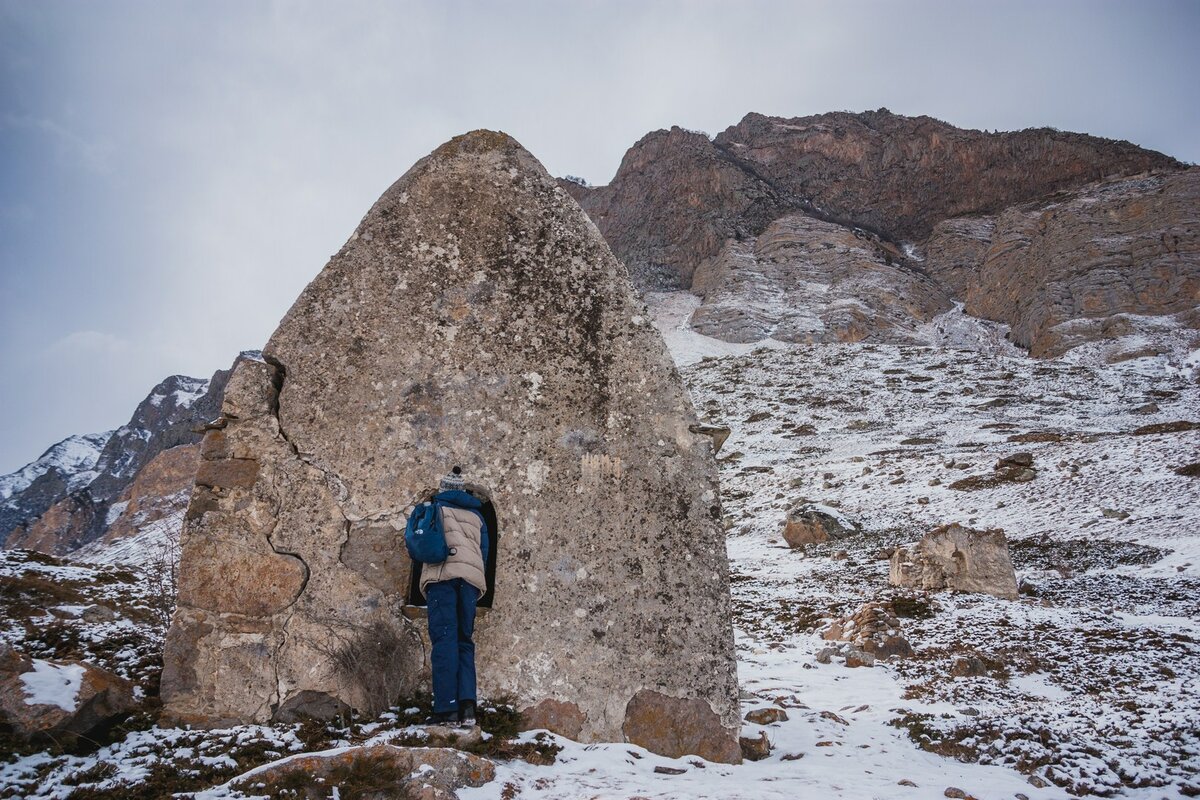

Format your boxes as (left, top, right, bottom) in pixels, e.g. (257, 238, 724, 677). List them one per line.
(653, 765, 687, 775)
(1027, 775, 1048, 788)
(899, 779, 918, 787)
(815, 648, 836, 664)
(1001, 452, 1034, 467)
(949, 656, 988, 678)
(944, 789, 967, 799)
(81, 605, 117, 623)
(744, 707, 789, 725)
(916, 496, 930, 505)
(843, 649, 875, 668)
(739, 731, 771, 761)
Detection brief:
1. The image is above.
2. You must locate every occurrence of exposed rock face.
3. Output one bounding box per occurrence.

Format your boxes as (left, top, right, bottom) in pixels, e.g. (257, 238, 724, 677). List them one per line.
(890, 524, 1018, 599)
(713, 109, 1180, 244)
(0, 644, 136, 745)
(690, 213, 952, 344)
(571, 110, 1178, 294)
(3, 492, 101, 554)
(76, 444, 199, 561)
(924, 169, 1200, 356)
(564, 126, 790, 290)
(565, 109, 1189, 358)
(86, 372, 228, 507)
(163, 131, 741, 760)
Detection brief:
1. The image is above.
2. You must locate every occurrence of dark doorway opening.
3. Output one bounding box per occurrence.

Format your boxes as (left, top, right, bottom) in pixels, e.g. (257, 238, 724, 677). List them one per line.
(407, 497, 498, 609)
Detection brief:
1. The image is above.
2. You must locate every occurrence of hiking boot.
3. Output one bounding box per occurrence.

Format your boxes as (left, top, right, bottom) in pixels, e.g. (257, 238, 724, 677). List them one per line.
(458, 700, 477, 728)
(424, 710, 457, 726)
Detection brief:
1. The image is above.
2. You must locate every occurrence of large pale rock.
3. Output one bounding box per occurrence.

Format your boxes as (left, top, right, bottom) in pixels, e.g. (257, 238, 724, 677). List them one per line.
(890, 524, 1018, 599)
(163, 130, 740, 761)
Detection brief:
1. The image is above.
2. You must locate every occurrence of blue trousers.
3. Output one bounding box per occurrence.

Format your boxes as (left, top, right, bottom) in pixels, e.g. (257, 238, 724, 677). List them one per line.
(425, 578, 478, 714)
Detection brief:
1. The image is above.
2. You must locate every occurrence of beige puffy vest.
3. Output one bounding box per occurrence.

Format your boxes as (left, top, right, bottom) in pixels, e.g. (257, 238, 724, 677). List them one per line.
(419, 504, 487, 598)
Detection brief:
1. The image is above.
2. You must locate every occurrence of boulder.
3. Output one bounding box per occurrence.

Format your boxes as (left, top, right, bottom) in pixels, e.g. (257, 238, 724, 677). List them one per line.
(744, 707, 788, 725)
(520, 698, 587, 740)
(739, 731, 772, 761)
(0, 644, 136, 745)
(890, 524, 1018, 599)
(624, 690, 743, 764)
(162, 131, 741, 761)
(782, 505, 858, 548)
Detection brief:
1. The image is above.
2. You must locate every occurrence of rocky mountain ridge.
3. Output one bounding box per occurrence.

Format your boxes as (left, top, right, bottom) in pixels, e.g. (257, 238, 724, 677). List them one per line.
(0, 432, 112, 543)
(564, 109, 1196, 357)
(0, 356, 251, 556)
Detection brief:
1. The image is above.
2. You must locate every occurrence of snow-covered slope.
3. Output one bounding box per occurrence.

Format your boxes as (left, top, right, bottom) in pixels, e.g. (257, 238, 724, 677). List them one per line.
(0, 432, 112, 545)
(0, 432, 111, 502)
(2, 297, 1196, 799)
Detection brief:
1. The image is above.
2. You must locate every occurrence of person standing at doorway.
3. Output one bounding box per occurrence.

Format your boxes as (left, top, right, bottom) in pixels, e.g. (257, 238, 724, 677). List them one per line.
(420, 466, 489, 726)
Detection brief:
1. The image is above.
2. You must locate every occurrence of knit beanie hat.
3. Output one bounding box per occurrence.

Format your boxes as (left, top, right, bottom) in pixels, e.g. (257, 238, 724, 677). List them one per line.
(439, 466, 466, 493)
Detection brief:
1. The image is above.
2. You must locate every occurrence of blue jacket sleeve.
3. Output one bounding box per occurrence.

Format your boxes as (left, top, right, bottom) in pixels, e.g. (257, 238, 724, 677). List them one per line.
(479, 514, 490, 566)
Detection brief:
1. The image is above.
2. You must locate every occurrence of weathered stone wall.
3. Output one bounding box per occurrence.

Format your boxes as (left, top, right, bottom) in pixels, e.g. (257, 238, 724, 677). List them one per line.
(162, 131, 741, 761)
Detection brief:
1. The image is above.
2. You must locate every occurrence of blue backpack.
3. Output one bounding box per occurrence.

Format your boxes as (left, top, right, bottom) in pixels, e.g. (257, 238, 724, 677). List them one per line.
(404, 500, 450, 564)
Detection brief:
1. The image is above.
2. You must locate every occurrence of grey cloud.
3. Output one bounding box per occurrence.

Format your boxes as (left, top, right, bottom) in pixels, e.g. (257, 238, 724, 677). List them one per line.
(1, 0, 1197, 472)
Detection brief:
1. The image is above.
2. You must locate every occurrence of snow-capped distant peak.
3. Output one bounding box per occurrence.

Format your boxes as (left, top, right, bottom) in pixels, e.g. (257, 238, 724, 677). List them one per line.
(0, 431, 113, 501)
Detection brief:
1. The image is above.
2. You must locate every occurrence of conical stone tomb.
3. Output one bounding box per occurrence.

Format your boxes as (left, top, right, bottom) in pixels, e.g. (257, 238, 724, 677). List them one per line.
(161, 130, 741, 762)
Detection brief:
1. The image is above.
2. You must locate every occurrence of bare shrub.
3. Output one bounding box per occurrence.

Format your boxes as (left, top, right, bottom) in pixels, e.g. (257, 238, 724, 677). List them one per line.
(143, 509, 184, 630)
(312, 619, 424, 718)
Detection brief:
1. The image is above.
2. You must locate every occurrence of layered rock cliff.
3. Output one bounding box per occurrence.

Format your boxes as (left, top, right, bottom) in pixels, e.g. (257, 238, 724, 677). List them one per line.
(569, 109, 1194, 357)
(714, 110, 1179, 244)
(924, 167, 1200, 356)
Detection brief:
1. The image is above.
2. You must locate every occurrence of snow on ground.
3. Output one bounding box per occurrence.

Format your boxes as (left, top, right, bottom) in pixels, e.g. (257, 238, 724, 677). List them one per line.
(3, 293, 1197, 799)
(0, 549, 169, 692)
(644, 290, 791, 366)
(19, 659, 86, 711)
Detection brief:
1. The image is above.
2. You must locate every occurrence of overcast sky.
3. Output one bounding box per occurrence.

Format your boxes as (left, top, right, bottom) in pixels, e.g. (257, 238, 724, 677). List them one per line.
(1, 0, 1197, 474)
